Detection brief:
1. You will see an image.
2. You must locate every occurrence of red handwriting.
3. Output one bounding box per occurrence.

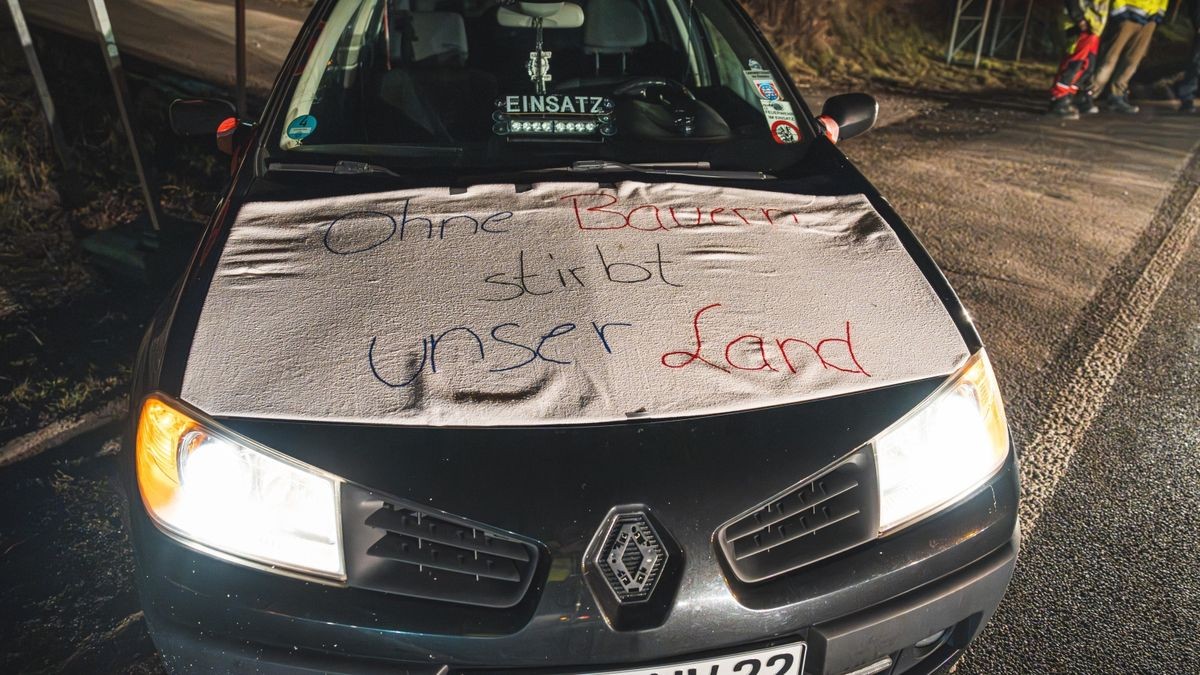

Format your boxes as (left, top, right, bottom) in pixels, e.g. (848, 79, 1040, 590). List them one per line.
(661, 303, 871, 377)
(560, 192, 803, 231)
(662, 303, 730, 372)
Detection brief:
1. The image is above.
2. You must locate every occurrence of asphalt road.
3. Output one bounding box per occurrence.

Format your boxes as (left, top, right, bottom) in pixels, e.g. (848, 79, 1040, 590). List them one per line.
(3, 3, 1200, 672)
(20, 0, 305, 93)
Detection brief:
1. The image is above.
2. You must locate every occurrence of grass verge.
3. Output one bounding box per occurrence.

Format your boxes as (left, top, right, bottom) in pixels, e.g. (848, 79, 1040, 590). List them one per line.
(0, 30, 225, 445)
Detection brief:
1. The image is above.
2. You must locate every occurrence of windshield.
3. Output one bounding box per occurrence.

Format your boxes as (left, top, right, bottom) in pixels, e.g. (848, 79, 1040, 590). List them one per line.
(272, 0, 809, 172)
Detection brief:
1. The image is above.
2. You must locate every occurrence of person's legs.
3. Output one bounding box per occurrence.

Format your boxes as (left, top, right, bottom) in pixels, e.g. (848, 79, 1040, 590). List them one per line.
(1092, 19, 1140, 96)
(1075, 38, 1101, 114)
(1050, 30, 1101, 117)
(1178, 31, 1199, 111)
(1109, 21, 1158, 99)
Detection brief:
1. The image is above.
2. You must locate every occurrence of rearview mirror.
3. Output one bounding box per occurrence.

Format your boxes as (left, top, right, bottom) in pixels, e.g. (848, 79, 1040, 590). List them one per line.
(169, 98, 236, 137)
(498, 2, 584, 28)
(819, 93, 878, 143)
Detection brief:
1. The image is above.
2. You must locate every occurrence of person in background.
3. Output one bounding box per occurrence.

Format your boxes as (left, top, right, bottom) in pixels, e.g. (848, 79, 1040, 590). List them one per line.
(1049, 0, 1111, 118)
(1176, 0, 1199, 113)
(1091, 0, 1170, 114)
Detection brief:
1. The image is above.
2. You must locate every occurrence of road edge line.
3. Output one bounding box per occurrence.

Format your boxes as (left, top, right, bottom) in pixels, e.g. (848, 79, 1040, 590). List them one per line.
(1017, 172, 1200, 537)
(0, 398, 125, 469)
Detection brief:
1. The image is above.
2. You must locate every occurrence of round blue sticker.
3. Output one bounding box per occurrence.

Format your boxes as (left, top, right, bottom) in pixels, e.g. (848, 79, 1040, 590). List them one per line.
(286, 115, 318, 141)
(755, 81, 780, 101)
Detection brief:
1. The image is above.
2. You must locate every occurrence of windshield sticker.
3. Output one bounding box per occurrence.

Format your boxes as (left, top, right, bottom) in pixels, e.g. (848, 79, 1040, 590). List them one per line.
(760, 100, 802, 144)
(182, 183, 970, 427)
(771, 120, 802, 144)
(747, 58, 764, 70)
(286, 115, 318, 141)
(744, 69, 781, 101)
(755, 79, 781, 101)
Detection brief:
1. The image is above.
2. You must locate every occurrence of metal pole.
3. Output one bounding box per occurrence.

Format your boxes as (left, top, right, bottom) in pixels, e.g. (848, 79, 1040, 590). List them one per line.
(989, 0, 1007, 57)
(1014, 0, 1034, 62)
(235, 0, 246, 116)
(948, 0, 967, 64)
(6, 0, 74, 170)
(974, 0, 995, 68)
(85, 0, 163, 232)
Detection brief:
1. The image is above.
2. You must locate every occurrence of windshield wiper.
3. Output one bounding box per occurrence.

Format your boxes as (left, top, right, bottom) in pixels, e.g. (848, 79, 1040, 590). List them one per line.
(266, 161, 400, 177)
(560, 160, 775, 180)
(267, 159, 775, 181)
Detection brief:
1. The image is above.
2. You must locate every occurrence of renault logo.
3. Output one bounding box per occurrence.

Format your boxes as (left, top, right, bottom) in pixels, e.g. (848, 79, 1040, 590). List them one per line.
(597, 514, 665, 602)
(583, 507, 682, 631)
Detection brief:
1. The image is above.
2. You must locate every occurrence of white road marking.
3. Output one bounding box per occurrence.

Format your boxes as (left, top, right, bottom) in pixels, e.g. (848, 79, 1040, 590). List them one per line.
(1018, 185, 1200, 536)
(0, 399, 125, 469)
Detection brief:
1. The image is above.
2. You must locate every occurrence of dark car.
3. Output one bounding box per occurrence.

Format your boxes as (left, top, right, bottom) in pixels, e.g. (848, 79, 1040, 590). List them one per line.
(126, 1, 1019, 673)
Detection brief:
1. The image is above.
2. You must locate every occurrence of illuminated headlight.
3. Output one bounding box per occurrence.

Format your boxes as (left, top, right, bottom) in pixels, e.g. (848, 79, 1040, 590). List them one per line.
(873, 351, 1010, 534)
(136, 396, 344, 579)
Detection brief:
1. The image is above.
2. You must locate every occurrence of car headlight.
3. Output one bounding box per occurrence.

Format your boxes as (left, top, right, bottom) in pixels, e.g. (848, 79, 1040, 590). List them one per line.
(136, 395, 345, 580)
(873, 350, 1009, 534)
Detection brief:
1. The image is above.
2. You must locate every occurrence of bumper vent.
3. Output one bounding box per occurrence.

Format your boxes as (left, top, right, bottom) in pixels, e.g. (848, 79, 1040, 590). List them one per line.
(342, 485, 540, 608)
(718, 447, 878, 584)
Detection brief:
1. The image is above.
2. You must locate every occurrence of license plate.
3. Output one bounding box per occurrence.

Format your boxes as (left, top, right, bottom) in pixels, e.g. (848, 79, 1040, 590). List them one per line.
(579, 643, 806, 675)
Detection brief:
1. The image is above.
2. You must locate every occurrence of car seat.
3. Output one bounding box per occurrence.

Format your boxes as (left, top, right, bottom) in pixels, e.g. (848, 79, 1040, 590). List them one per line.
(376, 7, 497, 142)
(585, 0, 648, 74)
(553, 0, 649, 92)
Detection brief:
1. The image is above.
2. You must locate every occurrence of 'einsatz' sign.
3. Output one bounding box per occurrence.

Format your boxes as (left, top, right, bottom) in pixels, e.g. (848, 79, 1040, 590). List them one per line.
(501, 95, 614, 115)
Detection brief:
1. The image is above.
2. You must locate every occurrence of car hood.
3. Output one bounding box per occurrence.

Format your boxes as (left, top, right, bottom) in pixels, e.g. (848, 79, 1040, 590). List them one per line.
(179, 181, 968, 427)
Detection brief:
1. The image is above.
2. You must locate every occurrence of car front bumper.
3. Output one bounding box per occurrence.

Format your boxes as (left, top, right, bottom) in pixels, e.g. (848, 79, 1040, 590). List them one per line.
(141, 522, 1016, 675)
(130, 453, 1019, 675)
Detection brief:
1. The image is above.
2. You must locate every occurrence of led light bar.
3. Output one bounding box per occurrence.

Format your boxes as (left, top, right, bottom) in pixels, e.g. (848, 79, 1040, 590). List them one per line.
(504, 118, 603, 136)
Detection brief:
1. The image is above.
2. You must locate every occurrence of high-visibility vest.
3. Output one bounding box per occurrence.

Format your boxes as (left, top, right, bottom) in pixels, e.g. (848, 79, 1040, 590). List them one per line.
(1110, 0, 1170, 22)
(1065, 0, 1112, 32)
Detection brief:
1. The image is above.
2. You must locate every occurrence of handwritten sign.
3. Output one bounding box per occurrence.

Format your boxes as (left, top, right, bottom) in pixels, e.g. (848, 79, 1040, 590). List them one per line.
(180, 182, 969, 426)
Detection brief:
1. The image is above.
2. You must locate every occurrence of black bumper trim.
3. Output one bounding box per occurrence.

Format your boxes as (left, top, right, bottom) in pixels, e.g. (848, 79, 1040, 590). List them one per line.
(808, 522, 1020, 675)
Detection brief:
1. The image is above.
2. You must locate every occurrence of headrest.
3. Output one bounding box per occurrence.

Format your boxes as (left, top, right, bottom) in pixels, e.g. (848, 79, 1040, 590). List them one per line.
(584, 0, 649, 54)
(393, 12, 469, 65)
(393, 0, 450, 10)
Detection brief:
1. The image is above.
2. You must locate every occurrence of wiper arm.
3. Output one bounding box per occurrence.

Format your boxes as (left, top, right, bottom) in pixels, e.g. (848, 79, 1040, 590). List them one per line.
(563, 160, 775, 180)
(266, 161, 400, 177)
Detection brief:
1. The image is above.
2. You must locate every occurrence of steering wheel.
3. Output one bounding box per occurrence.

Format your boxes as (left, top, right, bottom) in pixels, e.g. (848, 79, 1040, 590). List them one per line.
(613, 77, 702, 137)
(612, 77, 697, 103)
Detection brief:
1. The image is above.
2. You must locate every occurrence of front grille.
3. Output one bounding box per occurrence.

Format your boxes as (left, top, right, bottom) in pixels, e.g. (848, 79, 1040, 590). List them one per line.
(718, 447, 878, 583)
(342, 484, 540, 608)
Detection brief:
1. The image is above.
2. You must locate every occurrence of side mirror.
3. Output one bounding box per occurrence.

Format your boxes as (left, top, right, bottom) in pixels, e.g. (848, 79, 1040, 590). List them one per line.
(170, 98, 251, 157)
(818, 93, 878, 143)
(169, 98, 236, 136)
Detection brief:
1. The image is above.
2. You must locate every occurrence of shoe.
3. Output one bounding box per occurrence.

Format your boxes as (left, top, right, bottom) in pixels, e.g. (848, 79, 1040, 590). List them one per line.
(1047, 97, 1080, 119)
(1181, 99, 1197, 114)
(1105, 94, 1140, 114)
(1075, 93, 1100, 114)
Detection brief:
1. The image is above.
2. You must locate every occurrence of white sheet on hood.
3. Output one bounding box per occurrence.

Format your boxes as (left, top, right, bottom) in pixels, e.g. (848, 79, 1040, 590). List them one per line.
(180, 182, 969, 426)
